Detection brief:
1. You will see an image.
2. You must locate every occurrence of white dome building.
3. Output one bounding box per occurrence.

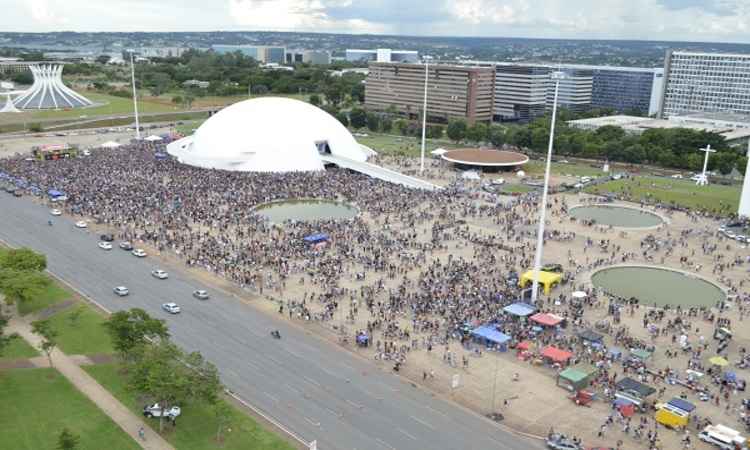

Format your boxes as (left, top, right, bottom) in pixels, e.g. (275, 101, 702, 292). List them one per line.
(167, 97, 374, 172)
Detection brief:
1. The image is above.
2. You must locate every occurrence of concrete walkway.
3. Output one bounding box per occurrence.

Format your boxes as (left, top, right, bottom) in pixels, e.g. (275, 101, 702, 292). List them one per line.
(7, 317, 175, 450)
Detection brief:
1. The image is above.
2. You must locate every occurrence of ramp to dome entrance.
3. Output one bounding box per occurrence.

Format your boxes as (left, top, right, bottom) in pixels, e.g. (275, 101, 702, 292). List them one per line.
(321, 154, 440, 191)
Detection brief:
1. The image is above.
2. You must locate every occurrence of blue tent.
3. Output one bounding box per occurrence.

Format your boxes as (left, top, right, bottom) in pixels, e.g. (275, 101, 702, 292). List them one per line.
(155, 152, 168, 160)
(503, 302, 536, 317)
(470, 325, 511, 345)
(667, 398, 695, 413)
(304, 233, 329, 244)
(47, 189, 65, 198)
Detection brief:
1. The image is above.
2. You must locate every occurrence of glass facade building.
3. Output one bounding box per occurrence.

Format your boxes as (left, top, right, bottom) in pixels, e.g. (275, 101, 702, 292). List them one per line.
(660, 50, 750, 118)
(211, 45, 286, 64)
(588, 68, 663, 115)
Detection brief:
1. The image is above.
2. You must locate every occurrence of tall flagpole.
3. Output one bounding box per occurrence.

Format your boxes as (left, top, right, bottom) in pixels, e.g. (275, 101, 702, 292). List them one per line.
(130, 52, 141, 140)
(420, 57, 430, 174)
(530, 71, 566, 304)
(739, 140, 750, 218)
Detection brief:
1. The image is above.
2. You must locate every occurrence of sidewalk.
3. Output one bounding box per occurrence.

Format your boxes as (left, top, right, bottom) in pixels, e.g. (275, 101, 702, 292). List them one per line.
(7, 317, 175, 450)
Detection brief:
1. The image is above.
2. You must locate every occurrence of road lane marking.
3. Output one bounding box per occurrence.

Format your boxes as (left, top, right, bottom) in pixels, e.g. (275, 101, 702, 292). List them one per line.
(424, 404, 448, 417)
(304, 416, 321, 427)
(375, 438, 396, 450)
(397, 428, 417, 441)
(284, 383, 300, 393)
(346, 399, 363, 409)
(302, 375, 321, 387)
(410, 415, 435, 430)
(263, 391, 279, 402)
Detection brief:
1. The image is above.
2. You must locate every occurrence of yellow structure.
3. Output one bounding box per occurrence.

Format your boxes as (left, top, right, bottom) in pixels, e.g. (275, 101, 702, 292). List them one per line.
(655, 406, 689, 429)
(520, 270, 562, 295)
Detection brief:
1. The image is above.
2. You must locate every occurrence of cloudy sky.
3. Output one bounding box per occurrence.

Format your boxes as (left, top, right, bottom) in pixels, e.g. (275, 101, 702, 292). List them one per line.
(2, 0, 749, 42)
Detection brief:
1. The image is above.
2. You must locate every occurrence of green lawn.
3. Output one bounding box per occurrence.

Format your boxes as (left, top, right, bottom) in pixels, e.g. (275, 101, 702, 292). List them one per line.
(356, 132, 462, 157)
(0, 367, 139, 450)
(47, 305, 113, 356)
(525, 160, 604, 178)
(18, 282, 71, 316)
(502, 184, 536, 194)
(585, 176, 741, 214)
(85, 364, 294, 450)
(0, 334, 39, 360)
(29, 92, 179, 121)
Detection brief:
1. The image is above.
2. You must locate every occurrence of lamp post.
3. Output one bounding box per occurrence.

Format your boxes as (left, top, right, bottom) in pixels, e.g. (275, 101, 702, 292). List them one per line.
(129, 51, 141, 140)
(420, 56, 432, 174)
(530, 71, 567, 304)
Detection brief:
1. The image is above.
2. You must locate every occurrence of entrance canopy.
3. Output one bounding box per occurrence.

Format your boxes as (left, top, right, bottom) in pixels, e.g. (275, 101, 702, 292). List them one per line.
(530, 313, 564, 327)
(541, 346, 573, 363)
(503, 302, 536, 317)
(520, 270, 562, 294)
(470, 325, 511, 345)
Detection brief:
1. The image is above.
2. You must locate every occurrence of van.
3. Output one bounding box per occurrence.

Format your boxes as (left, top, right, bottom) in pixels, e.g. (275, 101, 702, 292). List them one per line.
(699, 424, 747, 449)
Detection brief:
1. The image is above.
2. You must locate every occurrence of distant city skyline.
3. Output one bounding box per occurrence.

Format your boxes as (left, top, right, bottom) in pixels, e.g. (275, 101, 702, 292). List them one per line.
(2, 0, 750, 44)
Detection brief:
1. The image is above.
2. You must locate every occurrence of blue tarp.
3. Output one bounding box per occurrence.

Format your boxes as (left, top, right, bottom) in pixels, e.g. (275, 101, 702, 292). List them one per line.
(667, 398, 696, 413)
(47, 189, 65, 198)
(155, 152, 168, 160)
(503, 302, 536, 317)
(470, 325, 511, 345)
(304, 233, 329, 244)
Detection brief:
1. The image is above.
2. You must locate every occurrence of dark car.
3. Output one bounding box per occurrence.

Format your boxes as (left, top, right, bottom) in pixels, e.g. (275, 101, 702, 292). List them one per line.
(542, 263, 564, 273)
(100, 234, 114, 242)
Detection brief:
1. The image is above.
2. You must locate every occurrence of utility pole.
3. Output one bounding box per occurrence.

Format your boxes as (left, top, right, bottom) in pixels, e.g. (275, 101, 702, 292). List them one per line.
(130, 51, 141, 140)
(420, 56, 431, 174)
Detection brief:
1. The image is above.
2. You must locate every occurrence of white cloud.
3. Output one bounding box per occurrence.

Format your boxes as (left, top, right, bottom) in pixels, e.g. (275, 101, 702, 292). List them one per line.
(228, 0, 388, 33)
(27, 0, 67, 26)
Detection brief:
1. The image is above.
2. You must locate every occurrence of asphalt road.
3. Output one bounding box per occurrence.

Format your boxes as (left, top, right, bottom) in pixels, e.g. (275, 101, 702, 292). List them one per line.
(0, 193, 540, 450)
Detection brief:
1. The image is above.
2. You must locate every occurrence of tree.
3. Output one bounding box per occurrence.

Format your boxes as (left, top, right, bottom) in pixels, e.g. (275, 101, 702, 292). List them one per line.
(446, 119, 467, 143)
(349, 108, 367, 129)
(183, 94, 195, 109)
(11, 71, 33, 85)
(350, 83, 365, 103)
(466, 123, 488, 143)
(95, 55, 111, 65)
(323, 84, 343, 106)
(213, 401, 233, 443)
(104, 309, 169, 363)
(0, 314, 16, 358)
(394, 119, 408, 136)
(335, 112, 349, 128)
(128, 341, 221, 432)
(171, 95, 183, 105)
(67, 307, 84, 328)
(0, 269, 50, 310)
(426, 125, 444, 139)
(0, 247, 46, 271)
(57, 428, 80, 450)
(365, 112, 381, 132)
(29, 123, 43, 133)
(488, 125, 506, 148)
(309, 94, 322, 107)
(31, 319, 57, 368)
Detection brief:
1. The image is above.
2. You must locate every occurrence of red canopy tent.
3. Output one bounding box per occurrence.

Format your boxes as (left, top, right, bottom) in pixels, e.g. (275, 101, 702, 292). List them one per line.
(516, 341, 533, 351)
(531, 313, 563, 327)
(541, 346, 573, 363)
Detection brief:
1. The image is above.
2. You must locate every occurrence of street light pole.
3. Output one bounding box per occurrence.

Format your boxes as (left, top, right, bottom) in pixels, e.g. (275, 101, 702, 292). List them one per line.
(530, 71, 566, 304)
(420, 57, 430, 174)
(130, 52, 141, 140)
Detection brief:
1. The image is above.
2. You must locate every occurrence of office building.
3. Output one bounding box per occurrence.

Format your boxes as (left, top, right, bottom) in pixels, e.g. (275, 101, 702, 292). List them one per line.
(660, 50, 750, 118)
(212, 45, 286, 64)
(346, 49, 419, 63)
(365, 62, 495, 124)
(570, 65, 663, 115)
(286, 50, 331, 65)
(138, 47, 189, 58)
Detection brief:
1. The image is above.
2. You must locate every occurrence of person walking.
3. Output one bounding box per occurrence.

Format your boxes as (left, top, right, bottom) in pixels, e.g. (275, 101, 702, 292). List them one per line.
(138, 426, 146, 441)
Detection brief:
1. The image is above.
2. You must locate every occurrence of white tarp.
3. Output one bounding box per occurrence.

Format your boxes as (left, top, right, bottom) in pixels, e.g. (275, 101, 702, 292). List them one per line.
(462, 170, 481, 180)
(431, 148, 448, 156)
(99, 141, 121, 148)
(145, 135, 163, 142)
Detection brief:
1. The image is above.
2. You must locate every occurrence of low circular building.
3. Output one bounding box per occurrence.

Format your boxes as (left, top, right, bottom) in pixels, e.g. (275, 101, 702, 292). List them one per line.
(441, 148, 529, 170)
(167, 97, 373, 172)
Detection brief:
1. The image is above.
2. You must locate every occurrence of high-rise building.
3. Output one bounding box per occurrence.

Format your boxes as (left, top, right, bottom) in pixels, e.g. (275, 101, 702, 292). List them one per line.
(212, 45, 286, 64)
(365, 62, 495, 124)
(659, 50, 750, 118)
(346, 49, 419, 63)
(568, 65, 663, 115)
(286, 50, 331, 65)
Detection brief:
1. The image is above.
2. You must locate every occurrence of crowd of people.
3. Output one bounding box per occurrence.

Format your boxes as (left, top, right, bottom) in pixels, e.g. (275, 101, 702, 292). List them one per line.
(2, 140, 750, 449)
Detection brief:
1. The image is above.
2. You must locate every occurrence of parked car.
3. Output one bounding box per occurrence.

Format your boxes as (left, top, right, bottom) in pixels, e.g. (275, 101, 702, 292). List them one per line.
(151, 269, 168, 280)
(162, 302, 181, 314)
(546, 434, 583, 450)
(75, 221, 87, 228)
(100, 234, 114, 242)
(192, 290, 209, 300)
(132, 248, 147, 257)
(98, 242, 113, 250)
(119, 241, 133, 251)
(113, 286, 129, 296)
(49, 209, 62, 216)
(143, 403, 181, 418)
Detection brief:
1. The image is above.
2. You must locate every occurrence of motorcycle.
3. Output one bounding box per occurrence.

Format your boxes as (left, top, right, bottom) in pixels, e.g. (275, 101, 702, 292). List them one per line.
(270, 330, 281, 339)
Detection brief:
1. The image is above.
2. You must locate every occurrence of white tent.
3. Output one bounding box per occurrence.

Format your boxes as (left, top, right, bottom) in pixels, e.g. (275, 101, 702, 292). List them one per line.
(99, 141, 121, 148)
(431, 148, 448, 156)
(461, 170, 481, 180)
(145, 135, 163, 142)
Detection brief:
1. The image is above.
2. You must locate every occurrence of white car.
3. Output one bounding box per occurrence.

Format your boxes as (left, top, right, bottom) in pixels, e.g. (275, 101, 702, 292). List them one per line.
(75, 221, 87, 228)
(671, 174, 684, 179)
(143, 403, 181, 418)
(162, 302, 181, 314)
(151, 269, 168, 280)
(98, 242, 113, 250)
(192, 290, 209, 300)
(50, 209, 62, 216)
(132, 248, 147, 257)
(113, 286, 129, 296)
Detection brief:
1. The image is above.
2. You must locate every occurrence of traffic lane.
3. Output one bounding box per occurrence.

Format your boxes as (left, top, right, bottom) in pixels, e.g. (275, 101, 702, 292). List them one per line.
(0, 194, 538, 450)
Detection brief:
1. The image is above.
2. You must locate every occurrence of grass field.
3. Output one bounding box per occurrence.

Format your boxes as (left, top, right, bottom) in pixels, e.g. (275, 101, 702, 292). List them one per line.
(0, 367, 139, 450)
(502, 184, 537, 194)
(356, 132, 462, 157)
(47, 305, 113, 356)
(85, 364, 295, 450)
(525, 160, 604, 178)
(30, 92, 179, 121)
(586, 176, 741, 213)
(18, 282, 71, 316)
(0, 334, 39, 360)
